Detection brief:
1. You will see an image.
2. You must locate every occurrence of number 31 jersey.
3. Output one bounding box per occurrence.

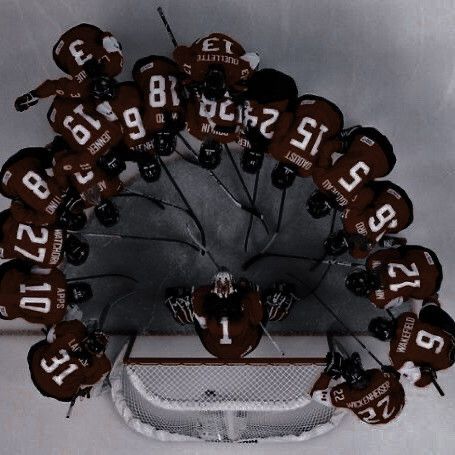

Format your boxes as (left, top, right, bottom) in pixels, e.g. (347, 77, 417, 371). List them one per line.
(366, 245, 443, 309)
(268, 95, 344, 177)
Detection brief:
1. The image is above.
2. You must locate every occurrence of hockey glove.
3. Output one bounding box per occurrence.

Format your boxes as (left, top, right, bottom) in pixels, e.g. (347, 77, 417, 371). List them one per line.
(97, 151, 126, 176)
(324, 351, 345, 379)
(165, 287, 194, 324)
(138, 156, 161, 182)
(265, 281, 298, 322)
(271, 163, 297, 190)
(14, 90, 39, 112)
(64, 234, 90, 266)
(241, 148, 264, 174)
(306, 190, 334, 219)
(198, 140, 222, 170)
(94, 200, 119, 227)
(324, 230, 349, 257)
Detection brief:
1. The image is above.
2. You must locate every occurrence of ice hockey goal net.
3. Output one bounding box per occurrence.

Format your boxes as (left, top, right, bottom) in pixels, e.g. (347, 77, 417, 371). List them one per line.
(111, 335, 345, 442)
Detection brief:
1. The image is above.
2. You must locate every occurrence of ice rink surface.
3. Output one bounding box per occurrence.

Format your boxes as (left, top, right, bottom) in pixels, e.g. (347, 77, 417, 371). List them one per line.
(0, 0, 454, 453)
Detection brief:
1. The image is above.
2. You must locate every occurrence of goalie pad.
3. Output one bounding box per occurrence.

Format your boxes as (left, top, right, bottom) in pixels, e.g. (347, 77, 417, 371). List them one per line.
(264, 281, 297, 322)
(165, 287, 194, 325)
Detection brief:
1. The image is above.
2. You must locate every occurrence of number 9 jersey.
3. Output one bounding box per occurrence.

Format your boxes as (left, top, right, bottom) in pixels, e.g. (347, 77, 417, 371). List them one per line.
(268, 95, 344, 177)
(366, 245, 443, 309)
(132, 55, 185, 134)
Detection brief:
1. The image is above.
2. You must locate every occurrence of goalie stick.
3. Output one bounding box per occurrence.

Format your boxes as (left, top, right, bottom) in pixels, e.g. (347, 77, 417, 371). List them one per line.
(177, 133, 268, 226)
(242, 251, 362, 270)
(260, 322, 285, 356)
(66, 273, 138, 283)
(243, 169, 260, 252)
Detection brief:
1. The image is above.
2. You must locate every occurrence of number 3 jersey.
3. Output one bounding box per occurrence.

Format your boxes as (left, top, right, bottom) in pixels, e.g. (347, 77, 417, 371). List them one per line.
(47, 98, 123, 159)
(268, 95, 344, 177)
(27, 320, 111, 401)
(192, 286, 264, 359)
(311, 369, 405, 425)
(0, 148, 64, 226)
(366, 246, 443, 309)
(0, 210, 64, 267)
(0, 265, 68, 326)
(342, 180, 414, 258)
(312, 127, 396, 207)
(388, 312, 455, 387)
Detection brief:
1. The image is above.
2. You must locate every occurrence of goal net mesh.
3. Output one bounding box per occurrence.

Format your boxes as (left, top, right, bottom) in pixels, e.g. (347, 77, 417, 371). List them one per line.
(111, 341, 345, 442)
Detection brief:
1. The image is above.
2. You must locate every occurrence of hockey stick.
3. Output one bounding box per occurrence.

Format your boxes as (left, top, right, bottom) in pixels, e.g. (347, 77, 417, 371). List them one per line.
(224, 144, 269, 234)
(66, 273, 138, 283)
(287, 272, 386, 368)
(260, 322, 285, 356)
(177, 133, 266, 222)
(310, 208, 338, 272)
(243, 170, 260, 252)
(157, 6, 178, 47)
(80, 232, 203, 254)
(116, 190, 165, 210)
(156, 155, 206, 247)
(66, 396, 77, 418)
(242, 251, 362, 271)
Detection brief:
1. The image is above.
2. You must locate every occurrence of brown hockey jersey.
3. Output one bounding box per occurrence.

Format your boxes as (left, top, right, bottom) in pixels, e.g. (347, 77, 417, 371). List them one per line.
(342, 181, 414, 258)
(0, 148, 64, 226)
(311, 369, 405, 425)
(132, 55, 185, 134)
(0, 266, 67, 326)
(52, 23, 123, 78)
(0, 211, 64, 267)
(47, 98, 123, 159)
(192, 285, 263, 359)
(96, 82, 154, 153)
(366, 246, 443, 309)
(53, 150, 123, 208)
(28, 320, 111, 401)
(312, 128, 396, 207)
(173, 33, 259, 92)
(268, 95, 344, 177)
(389, 312, 455, 387)
(186, 94, 242, 143)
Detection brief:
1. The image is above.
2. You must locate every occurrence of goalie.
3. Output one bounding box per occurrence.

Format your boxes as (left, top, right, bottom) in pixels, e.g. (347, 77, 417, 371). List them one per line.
(165, 271, 297, 359)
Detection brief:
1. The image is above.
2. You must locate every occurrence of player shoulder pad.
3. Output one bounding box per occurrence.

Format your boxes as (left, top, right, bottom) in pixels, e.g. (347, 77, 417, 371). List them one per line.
(247, 68, 298, 109)
(1, 148, 54, 181)
(0, 259, 31, 282)
(132, 55, 179, 79)
(0, 209, 11, 232)
(297, 94, 344, 129)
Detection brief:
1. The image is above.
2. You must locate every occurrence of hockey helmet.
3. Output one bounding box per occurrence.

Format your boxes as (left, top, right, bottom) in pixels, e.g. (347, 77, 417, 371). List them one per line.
(84, 331, 108, 356)
(345, 268, 381, 297)
(202, 65, 226, 101)
(153, 130, 177, 157)
(306, 190, 333, 219)
(368, 317, 396, 342)
(67, 282, 93, 305)
(90, 75, 116, 100)
(342, 352, 369, 390)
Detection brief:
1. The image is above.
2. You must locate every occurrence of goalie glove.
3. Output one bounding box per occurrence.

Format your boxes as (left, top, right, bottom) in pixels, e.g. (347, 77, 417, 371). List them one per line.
(165, 287, 194, 325)
(96, 150, 126, 176)
(15, 90, 39, 112)
(324, 351, 345, 379)
(264, 281, 297, 322)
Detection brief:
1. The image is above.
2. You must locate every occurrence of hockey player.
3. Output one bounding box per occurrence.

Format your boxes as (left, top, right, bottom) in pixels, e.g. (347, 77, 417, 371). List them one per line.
(369, 298, 455, 387)
(0, 260, 92, 327)
(47, 97, 125, 176)
(239, 69, 298, 174)
(15, 23, 123, 111)
(52, 143, 123, 227)
(96, 81, 161, 182)
(308, 126, 396, 218)
(345, 245, 443, 309)
(324, 180, 414, 259)
(311, 351, 405, 425)
(166, 270, 265, 359)
(0, 146, 86, 229)
(132, 55, 186, 157)
(27, 319, 111, 402)
(268, 95, 344, 190)
(0, 209, 89, 267)
(173, 33, 260, 100)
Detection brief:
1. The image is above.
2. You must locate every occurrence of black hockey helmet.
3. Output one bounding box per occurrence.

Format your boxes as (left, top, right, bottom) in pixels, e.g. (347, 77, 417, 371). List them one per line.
(345, 268, 381, 297)
(67, 282, 93, 305)
(368, 317, 396, 341)
(342, 352, 369, 390)
(83, 331, 108, 356)
(90, 76, 117, 100)
(306, 190, 333, 219)
(202, 65, 227, 101)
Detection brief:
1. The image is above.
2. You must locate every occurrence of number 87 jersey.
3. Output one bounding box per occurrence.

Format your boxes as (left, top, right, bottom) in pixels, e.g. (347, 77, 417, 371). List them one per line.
(268, 95, 344, 177)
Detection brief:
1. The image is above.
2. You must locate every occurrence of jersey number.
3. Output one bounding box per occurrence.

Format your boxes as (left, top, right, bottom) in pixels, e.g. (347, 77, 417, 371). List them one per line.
(40, 349, 79, 386)
(19, 282, 52, 313)
(63, 104, 102, 145)
(14, 224, 48, 263)
(123, 107, 146, 140)
(219, 317, 232, 345)
(149, 75, 180, 108)
(358, 395, 396, 424)
(368, 204, 398, 237)
(22, 171, 51, 200)
(243, 103, 280, 139)
(388, 262, 421, 292)
(68, 40, 93, 66)
(290, 117, 329, 156)
(416, 330, 444, 354)
(338, 161, 370, 193)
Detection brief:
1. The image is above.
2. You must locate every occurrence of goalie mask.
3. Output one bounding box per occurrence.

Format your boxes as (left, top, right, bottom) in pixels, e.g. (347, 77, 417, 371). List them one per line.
(83, 331, 108, 356)
(342, 352, 369, 390)
(212, 269, 235, 299)
(202, 65, 227, 101)
(368, 317, 396, 341)
(345, 268, 381, 297)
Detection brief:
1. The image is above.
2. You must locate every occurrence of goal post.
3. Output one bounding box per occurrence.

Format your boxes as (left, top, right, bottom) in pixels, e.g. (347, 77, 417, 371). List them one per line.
(111, 335, 346, 442)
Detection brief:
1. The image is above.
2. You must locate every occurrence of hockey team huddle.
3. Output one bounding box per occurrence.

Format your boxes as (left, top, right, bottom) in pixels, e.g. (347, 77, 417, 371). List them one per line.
(0, 20, 453, 428)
